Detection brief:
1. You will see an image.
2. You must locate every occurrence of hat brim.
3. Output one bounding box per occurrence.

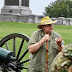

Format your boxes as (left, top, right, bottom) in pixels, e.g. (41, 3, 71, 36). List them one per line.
(37, 20, 57, 29)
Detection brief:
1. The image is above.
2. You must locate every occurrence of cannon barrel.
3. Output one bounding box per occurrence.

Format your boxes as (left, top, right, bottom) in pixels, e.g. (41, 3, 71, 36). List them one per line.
(0, 47, 16, 64)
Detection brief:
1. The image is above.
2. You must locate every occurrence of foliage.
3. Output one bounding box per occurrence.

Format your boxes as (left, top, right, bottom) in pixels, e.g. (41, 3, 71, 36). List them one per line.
(43, 0, 72, 18)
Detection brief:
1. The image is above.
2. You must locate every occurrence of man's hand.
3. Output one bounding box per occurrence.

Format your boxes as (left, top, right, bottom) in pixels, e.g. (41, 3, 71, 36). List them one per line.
(55, 36, 63, 52)
(42, 34, 50, 42)
(55, 36, 62, 46)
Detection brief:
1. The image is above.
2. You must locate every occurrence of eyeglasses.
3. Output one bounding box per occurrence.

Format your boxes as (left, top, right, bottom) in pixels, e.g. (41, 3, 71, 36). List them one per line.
(44, 24, 54, 26)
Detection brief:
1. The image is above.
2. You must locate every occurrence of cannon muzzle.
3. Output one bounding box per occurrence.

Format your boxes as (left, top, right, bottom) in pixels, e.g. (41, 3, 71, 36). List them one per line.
(0, 47, 16, 64)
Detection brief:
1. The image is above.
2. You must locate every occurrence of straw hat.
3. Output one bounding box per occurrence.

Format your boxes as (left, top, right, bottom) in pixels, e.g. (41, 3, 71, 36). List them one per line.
(37, 16, 57, 29)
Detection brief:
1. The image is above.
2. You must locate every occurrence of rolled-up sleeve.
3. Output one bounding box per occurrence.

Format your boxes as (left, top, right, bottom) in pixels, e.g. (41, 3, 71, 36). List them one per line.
(28, 31, 38, 46)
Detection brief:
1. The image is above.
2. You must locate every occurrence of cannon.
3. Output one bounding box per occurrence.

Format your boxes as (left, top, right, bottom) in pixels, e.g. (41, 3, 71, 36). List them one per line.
(0, 33, 30, 72)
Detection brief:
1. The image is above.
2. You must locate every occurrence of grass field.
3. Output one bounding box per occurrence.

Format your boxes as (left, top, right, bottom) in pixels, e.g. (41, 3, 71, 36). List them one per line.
(0, 21, 72, 72)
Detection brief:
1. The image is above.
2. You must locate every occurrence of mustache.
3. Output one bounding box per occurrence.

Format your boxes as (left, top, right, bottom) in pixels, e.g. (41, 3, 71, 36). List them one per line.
(49, 27, 53, 30)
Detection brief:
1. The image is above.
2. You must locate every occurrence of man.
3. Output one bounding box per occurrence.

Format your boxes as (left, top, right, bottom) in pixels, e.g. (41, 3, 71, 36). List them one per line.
(28, 16, 64, 72)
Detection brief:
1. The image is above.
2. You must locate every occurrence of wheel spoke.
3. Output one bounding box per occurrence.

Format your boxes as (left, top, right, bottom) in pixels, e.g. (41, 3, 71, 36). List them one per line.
(17, 59, 29, 65)
(17, 66, 28, 69)
(5, 42, 10, 50)
(22, 67, 28, 69)
(23, 67, 28, 69)
(0, 33, 30, 71)
(16, 39, 24, 60)
(17, 49, 28, 62)
(13, 37, 16, 56)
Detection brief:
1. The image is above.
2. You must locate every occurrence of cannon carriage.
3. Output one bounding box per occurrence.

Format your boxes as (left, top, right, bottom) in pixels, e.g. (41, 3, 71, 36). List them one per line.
(0, 33, 30, 72)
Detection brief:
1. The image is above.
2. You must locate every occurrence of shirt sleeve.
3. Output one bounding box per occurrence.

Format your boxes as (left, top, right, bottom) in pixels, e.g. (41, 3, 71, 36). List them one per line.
(28, 31, 38, 46)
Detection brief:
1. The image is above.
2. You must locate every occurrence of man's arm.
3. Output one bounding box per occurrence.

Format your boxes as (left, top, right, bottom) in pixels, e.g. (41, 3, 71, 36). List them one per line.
(55, 36, 64, 52)
(28, 34, 49, 53)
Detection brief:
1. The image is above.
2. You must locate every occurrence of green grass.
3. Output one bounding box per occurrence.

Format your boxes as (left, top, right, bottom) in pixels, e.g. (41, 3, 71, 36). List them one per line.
(0, 21, 72, 72)
(0, 22, 38, 39)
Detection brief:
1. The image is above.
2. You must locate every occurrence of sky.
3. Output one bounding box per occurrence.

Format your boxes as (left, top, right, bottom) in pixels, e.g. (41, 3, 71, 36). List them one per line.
(0, 0, 56, 15)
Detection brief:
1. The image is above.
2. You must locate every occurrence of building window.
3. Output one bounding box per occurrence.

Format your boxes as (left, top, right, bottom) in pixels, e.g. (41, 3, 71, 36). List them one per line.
(9, 10, 12, 13)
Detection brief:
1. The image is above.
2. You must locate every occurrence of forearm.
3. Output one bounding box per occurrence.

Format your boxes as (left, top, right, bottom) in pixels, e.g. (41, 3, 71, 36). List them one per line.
(28, 39, 44, 53)
(28, 34, 50, 53)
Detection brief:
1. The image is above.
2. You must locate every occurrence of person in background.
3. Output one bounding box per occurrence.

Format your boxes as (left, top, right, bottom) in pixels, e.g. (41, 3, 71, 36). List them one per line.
(28, 16, 64, 72)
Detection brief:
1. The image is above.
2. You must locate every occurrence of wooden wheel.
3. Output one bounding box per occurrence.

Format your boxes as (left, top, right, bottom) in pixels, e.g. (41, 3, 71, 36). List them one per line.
(0, 33, 30, 72)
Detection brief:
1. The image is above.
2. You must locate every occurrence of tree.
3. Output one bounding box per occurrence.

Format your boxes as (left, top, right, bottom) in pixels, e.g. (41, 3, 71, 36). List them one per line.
(43, 0, 72, 18)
